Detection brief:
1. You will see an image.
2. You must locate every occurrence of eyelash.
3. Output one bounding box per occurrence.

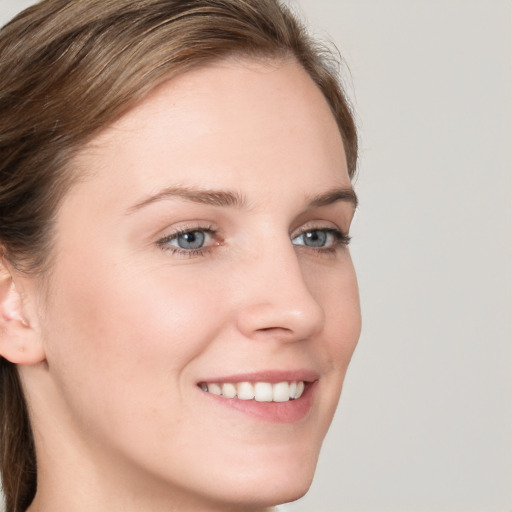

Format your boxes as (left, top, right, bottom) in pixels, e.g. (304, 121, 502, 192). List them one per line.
(156, 225, 351, 258)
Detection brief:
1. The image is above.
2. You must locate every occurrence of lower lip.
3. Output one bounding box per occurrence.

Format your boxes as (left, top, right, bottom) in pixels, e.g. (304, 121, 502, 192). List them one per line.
(200, 382, 316, 424)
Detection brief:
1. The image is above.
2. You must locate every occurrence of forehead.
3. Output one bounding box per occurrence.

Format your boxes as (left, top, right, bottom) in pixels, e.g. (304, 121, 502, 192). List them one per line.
(70, 57, 350, 209)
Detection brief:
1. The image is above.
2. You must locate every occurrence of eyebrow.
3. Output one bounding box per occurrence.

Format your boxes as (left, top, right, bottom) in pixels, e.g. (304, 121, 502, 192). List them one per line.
(307, 187, 358, 210)
(126, 185, 357, 214)
(127, 186, 247, 213)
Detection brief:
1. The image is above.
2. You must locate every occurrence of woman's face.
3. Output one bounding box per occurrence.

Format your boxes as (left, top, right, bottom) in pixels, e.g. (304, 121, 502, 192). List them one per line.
(29, 58, 360, 510)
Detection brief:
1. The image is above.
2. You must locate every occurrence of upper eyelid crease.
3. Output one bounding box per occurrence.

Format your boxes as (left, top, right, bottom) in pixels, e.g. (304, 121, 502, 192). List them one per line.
(158, 225, 216, 241)
(294, 227, 350, 240)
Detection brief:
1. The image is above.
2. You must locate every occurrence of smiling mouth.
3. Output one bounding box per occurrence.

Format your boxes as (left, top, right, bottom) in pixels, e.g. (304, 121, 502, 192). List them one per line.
(198, 381, 306, 402)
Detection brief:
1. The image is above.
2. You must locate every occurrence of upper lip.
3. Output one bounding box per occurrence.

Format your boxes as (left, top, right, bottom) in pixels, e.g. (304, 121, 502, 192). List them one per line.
(197, 369, 320, 384)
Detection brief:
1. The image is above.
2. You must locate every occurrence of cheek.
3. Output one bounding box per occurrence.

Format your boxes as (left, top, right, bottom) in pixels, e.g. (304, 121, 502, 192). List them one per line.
(41, 254, 229, 410)
(39, 254, 238, 477)
(305, 255, 361, 372)
(330, 271, 361, 370)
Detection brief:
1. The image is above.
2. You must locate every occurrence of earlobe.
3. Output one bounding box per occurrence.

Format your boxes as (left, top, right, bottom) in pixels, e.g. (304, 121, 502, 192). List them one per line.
(0, 260, 46, 365)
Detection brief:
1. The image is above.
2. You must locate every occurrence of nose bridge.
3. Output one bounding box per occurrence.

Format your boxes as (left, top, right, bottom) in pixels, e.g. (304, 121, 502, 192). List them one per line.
(236, 235, 325, 341)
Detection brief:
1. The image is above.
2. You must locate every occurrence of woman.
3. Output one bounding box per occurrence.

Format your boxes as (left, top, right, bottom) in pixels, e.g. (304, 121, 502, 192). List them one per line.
(0, 1, 360, 511)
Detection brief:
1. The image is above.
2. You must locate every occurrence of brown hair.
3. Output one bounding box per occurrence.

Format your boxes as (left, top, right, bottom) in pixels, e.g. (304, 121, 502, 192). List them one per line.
(0, 1, 357, 510)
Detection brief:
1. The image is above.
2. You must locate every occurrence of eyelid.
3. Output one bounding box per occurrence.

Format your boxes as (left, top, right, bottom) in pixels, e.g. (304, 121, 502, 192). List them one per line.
(291, 219, 346, 238)
(157, 222, 217, 241)
(293, 227, 350, 241)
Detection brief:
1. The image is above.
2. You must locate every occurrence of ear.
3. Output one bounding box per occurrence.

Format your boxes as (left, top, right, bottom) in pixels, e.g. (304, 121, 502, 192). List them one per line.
(0, 259, 46, 365)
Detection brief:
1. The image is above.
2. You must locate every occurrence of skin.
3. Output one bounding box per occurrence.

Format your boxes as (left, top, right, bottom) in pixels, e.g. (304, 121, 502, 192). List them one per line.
(5, 58, 361, 512)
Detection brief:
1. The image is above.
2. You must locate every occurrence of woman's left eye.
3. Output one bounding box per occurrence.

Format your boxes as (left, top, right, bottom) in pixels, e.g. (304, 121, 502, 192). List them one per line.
(292, 228, 350, 250)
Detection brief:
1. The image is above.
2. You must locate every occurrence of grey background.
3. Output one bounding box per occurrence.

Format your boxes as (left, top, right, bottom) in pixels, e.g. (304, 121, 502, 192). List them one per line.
(1, 1, 511, 511)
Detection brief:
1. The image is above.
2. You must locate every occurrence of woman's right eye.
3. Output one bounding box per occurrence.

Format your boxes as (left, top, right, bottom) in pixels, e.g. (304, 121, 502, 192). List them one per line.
(157, 227, 218, 256)
(172, 230, 207, 250)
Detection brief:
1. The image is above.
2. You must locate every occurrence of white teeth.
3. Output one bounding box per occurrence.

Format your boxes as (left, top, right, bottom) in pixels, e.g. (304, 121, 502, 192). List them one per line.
(254, 382, 273, 402)
(273, 381, 291, 402)
(201, 380, 306, 402)
(222, 383, 237, 398)
(208, 383, 222, 396)
(289, 381, 297, 399)
(295, 381, 305, 399)
(237, 382, 255, 400)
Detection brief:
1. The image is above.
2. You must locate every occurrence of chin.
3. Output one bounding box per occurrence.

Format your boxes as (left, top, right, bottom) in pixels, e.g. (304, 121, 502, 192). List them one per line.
(257, 472, 314, 506)
(222, 474, 314, 510)
(205, 444, 320, 509)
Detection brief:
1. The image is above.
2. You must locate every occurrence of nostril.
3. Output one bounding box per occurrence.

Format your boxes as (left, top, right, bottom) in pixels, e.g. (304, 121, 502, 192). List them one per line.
(236, 302, 324, 342)
(253, 326, 298, 343)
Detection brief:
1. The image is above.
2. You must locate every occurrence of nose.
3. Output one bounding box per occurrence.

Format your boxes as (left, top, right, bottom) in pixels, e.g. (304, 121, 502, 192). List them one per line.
(236, 241, 325, 343)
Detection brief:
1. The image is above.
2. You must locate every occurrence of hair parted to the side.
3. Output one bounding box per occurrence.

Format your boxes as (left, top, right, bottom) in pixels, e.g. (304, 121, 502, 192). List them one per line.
(0, 1, 358, 510)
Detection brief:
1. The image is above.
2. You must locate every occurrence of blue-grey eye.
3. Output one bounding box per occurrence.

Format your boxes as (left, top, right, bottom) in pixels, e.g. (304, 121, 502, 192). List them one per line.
(292, 228, 352, 249)
(305, 230, 327, 247)
(175, 231, 206, 250)
(157, 227, 218, 255)
(293, 229, 329, 248)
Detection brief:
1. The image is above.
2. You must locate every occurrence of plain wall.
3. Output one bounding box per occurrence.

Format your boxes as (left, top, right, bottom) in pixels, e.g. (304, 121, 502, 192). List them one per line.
(1, 1, 511, 511)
